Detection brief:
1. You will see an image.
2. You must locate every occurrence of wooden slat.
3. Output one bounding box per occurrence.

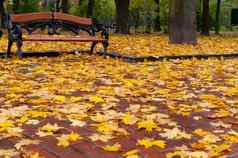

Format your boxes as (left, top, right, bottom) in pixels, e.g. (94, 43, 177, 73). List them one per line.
(54, 13, 92, 26)
(11, 12, 52, 23)
(23, 35, 105, 42)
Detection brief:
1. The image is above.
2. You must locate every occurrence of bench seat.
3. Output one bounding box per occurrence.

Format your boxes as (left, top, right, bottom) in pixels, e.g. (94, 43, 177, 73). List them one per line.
(23, 35, 106, 43)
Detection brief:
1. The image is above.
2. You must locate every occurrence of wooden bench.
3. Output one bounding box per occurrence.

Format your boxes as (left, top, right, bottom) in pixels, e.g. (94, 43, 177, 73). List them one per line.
(5, 12, 109, 57)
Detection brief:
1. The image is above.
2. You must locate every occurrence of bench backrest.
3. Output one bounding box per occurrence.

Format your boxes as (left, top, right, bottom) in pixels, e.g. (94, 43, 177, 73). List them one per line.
(53, 13, 92, 26)
(9, 12, 94, 35)
(11, 12, 93, 26)
(11, 12, 52, 23)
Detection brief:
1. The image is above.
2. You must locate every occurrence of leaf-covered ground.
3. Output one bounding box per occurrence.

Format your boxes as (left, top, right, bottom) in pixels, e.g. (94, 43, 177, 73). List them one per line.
(0, 35, 238, 158)
(1, 34, 238, 56)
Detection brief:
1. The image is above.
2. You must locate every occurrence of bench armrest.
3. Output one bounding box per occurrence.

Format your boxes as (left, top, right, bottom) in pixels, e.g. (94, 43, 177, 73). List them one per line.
(5, 14, 23, 42)
(93, 23, 109, 40)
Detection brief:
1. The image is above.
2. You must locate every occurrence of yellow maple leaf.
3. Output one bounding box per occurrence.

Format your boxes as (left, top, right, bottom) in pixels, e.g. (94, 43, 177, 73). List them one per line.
(0, 149, 18, 158)
(89, 133, 114, 142)
(15, 139, 39, 150)
(123, 149, 139, 158)
(166, 150, 208, 158)
(70, 96, 82, 102)
(209, 110, 230, 119)
(19, 116, 29, 124)
(70, 119, 86, 127)
(90, 113, 109, 122)
(160, 128, 192, 140)
(92, 121, 118, 134)
(53, 95, 66, 103)
(224, 87, 238, 97)
(31, 152, 41, 158)
(89, 96, 105, 104)
(30, 98, 49, 105)
(57, 132, 81, 147)
(103, 143, 121, 152)
(137, 138, 166, 149)
(27, 110, 48, 119)
(57, 135, 70, 147)
(0, 121, 15, 132)
(121, 113, 137, 125)
(208, 144, 231, 157)
(37, 123, 61, 136)
(191, 141, 207, 150)
(67, 132, 81, 141)
(40, 123, 60, 133)
(223, 135, 238, 143)
(137, 119, 157, 132)
(0, 121, 14, 128)
(193, 129, 209, 137)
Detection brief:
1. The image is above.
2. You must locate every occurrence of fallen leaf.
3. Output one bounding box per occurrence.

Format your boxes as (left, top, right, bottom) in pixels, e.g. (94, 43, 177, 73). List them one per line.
(137, 138, 166, 149)
(103, 143, 121, 152)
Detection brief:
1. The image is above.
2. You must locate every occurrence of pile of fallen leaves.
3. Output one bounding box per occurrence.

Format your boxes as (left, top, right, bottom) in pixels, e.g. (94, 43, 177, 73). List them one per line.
(0, 35, 238, 158)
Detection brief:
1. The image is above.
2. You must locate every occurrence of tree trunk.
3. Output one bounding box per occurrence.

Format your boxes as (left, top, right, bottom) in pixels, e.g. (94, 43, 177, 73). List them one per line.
(115, 0, 130, 34)
(169, 0, 197, 45)
(13, 0, 20, 13)
(215, 0, 221, 34)
(78, 0, 82, 5)
(196, 0, 202, 31)
(154, 0, 161, 31)
(87, 0, 94, 18)
(55, 0, 61, 12)
(201, 0, 209, 35)
(61, 0, 69, 13)
(0, 0, 4, 28)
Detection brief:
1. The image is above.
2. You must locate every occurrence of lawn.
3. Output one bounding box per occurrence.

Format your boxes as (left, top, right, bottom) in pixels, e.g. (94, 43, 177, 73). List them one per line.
(0, 35, 238, 158)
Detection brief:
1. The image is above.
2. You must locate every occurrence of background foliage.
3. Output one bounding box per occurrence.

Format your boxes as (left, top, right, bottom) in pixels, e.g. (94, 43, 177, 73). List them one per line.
(4, 0, 238, 32)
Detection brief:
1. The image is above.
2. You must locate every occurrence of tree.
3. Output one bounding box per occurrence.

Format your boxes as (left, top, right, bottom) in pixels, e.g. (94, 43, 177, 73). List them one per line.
(0, 0, 5, 28)
(13, 0, 20, 13)
(201, 0, 210, 35)
(196, 0, 202, 31)
(87, 0, 94, 18)
(115, 0, 130, 34)
(215, 0, 221, 34)
(61, 0, 69, 13)
(154, 0, 161, 31)
(169, 0, 197, 44)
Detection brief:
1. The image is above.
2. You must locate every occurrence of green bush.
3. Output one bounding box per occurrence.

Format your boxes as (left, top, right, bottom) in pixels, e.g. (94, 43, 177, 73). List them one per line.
(16, 0, 40, 13)
(69, 0, 115, 23)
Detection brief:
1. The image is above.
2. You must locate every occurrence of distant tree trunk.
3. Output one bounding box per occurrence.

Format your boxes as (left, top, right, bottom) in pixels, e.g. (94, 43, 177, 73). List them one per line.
(196, 0, 202, 31)
(41, 0, 47, 8)
(13, 0, 20, 13)
(78, 0, 82, 5)
(201, 0, 210, 35)
(145, 11, 153, 33)
(215, 0, 221, 34)
(87, 0, 94, 18)
(154, 0, 161, 31)
(55, 0, 61, 12)
(169, 0, 197, 45)
(61, 0, 69, 13)
(0, 0, 5, 28)
(115, 0, 130, 34)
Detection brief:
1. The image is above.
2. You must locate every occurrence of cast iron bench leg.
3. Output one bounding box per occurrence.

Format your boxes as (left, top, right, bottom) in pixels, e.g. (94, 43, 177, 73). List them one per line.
(103, 41, 109, 55)
(6, 40, 13, 58)
(16, 39, 23, 58)
(90, 42, 97, 54)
